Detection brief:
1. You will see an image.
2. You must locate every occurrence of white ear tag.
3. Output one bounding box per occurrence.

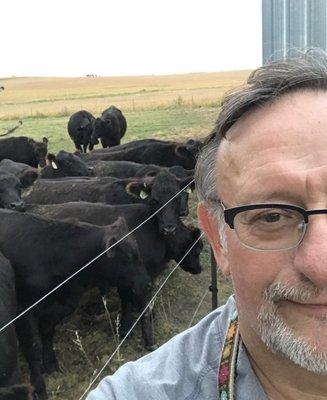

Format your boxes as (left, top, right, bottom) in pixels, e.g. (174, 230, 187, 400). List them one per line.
(185, 187, 192, 194)
(51, 161, 58, 169)
(140, 190, 148, 199)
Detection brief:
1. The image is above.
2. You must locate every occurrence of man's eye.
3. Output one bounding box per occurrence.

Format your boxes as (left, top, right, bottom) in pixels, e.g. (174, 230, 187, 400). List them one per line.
(262, 213, 281, 223)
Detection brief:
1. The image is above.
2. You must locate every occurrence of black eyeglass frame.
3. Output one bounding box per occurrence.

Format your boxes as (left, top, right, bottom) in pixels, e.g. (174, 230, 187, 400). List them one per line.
(221, 203, 327, 229)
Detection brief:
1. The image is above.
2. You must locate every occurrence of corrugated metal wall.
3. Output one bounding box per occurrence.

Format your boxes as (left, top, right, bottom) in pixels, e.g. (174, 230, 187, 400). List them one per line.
(262, 0, 327, 63)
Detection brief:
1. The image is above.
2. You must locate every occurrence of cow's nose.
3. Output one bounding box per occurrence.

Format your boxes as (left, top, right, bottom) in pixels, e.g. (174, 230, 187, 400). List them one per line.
(163, 225, 176, 235)
(10, 201, 25, 211)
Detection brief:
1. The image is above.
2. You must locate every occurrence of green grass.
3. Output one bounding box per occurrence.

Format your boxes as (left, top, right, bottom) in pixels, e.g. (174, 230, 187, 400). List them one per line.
(0, 107, 218, 153)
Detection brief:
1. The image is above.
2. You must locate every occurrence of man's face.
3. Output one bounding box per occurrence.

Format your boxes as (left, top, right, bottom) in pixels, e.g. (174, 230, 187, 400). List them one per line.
(199, 90, 327, 371)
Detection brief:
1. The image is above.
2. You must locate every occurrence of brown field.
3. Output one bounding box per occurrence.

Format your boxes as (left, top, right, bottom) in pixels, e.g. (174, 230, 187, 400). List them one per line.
(0, 71, 250, 119)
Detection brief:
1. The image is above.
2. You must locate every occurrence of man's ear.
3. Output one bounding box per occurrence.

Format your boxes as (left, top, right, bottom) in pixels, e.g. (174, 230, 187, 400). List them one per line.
(197, 202, 230, 276)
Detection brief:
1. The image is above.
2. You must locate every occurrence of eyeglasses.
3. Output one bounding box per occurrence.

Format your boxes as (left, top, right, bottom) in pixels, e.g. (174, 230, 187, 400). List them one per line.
(221, 203, 327, 251)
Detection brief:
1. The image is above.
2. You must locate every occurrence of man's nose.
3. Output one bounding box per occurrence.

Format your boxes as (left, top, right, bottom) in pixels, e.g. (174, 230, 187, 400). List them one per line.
(294, 217, 327, 288)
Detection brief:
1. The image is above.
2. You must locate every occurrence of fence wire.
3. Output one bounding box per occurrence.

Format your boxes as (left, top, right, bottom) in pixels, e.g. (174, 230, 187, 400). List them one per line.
(0, 179, 194, 334)
(78, 232, 204, 400)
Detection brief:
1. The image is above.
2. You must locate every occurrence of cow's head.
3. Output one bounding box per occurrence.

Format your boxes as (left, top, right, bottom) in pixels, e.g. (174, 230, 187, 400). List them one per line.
(78, 117, 94, 144)
(168, 165, 194, 179)
(46, 151, 93, 176)
(174, 139, 203, 170)
(29, 137, 48, 167)
(19, 170, 39, 188)
(102, 216, 152, 301)
(0, 170, 25, 211)
(126, 171, 187, 235)
(185, 139, 203, 155)
(91, 117, 111, 144)
(170, 225, 203, 274)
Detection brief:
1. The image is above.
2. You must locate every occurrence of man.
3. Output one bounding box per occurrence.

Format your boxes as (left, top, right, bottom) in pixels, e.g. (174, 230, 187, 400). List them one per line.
(86, 49, 327, 399)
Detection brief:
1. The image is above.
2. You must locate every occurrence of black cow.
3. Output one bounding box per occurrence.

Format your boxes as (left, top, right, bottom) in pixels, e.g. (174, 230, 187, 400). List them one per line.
(0, 136, 48, 168)
(88, 159, 194, 180)
(23, 170, 192, 230)
(27, 202, 203, 344)
(67, 110, 95, 153)
(40, 151, 93, 178)
(0, 160, 39, 188)
(90, 106, 127, 148)
(0, 210, 151, 399)
(0, 169, 26, 211)
(0, 252, 35, 400)
(81, 138, 202, 169)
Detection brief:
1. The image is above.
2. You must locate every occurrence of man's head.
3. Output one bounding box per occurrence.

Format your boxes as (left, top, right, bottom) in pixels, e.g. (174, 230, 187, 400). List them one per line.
(196, 49, 327, 374)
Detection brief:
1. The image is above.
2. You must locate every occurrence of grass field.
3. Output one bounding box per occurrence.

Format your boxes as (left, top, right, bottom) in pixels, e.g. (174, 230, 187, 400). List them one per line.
(0, 71, 249, 399)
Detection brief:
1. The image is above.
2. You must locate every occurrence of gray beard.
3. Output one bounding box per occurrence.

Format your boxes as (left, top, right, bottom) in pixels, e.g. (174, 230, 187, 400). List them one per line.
(257, 281, 327, 374)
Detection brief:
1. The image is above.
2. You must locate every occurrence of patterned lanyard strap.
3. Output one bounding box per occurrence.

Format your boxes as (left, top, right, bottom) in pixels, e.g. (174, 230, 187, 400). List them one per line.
(217, 311, 240, 400)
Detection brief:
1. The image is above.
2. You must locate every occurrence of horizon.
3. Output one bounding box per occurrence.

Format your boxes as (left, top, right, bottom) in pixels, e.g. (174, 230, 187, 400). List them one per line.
(0, 68, 252, 80)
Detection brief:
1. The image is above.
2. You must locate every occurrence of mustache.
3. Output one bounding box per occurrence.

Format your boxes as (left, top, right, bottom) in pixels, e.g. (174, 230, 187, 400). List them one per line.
(263, 281, 321, 303)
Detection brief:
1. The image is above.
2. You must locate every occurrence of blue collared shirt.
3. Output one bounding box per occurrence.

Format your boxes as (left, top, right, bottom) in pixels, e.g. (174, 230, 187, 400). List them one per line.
(86, 296, 267, 399)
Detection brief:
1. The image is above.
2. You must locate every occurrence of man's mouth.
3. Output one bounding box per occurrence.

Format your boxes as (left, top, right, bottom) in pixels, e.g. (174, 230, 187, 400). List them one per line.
(281, 299, 327, 318)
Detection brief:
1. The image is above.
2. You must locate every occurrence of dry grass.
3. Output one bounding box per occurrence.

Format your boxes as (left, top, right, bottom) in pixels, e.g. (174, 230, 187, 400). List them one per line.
(0, 71, 250, 119)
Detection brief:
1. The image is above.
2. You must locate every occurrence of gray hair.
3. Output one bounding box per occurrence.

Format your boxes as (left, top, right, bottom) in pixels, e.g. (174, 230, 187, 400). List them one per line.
(195, 48, 327, 213)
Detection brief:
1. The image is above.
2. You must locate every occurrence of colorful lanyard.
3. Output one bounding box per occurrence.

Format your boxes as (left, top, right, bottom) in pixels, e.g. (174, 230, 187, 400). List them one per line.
(217, 311, 240, 400)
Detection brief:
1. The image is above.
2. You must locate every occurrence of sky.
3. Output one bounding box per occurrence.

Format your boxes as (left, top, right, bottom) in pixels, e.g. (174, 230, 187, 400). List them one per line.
(1, 0, 262, 78)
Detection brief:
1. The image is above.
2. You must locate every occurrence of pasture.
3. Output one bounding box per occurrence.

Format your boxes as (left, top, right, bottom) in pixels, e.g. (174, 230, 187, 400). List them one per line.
(0, 71, 248, 399)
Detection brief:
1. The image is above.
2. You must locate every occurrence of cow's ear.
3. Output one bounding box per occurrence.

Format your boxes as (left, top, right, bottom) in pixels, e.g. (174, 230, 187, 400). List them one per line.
(179, 177, 195, 193)
(28, 138, 35, 145)
(126, 181, 151, 199)
(145, 170, 158, 178)
(20, 170, 39, 188)
(191, 226, 201, 240)
(185, 139, 196, 149)
(46, 153, 55, 162)
(46, 153, 58, 169)
(175, 145, 189, 158)
(42, 137, 49, 145)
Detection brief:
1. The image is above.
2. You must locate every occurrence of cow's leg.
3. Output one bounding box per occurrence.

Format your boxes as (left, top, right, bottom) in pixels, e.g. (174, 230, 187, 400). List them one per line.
(117, 287, 134, 339)
(38, 316, 59, 374)
(117, 287, 156, 350)
(88, 142, 94, 151)
(74, 140, 83, 153)
(39, 286, 80, 374)
(140, 307, 156, 351)
(15, 313, 48, 400)
(100, 138, 108, 148)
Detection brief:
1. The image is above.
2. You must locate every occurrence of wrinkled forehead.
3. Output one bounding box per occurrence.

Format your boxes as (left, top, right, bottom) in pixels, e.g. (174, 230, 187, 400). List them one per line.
(215, 91, 327, 202)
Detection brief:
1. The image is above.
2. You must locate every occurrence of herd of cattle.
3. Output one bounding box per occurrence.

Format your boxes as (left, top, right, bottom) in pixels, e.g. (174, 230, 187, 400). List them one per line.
(0, 107, 205, 400)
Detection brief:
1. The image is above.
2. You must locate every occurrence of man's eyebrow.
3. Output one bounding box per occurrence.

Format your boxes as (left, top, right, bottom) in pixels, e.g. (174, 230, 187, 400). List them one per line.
(239, 189, 304, 205)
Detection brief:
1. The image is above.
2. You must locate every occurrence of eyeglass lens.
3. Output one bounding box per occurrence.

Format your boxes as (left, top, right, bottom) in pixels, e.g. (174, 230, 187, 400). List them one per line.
(234, 207, 307, 250)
